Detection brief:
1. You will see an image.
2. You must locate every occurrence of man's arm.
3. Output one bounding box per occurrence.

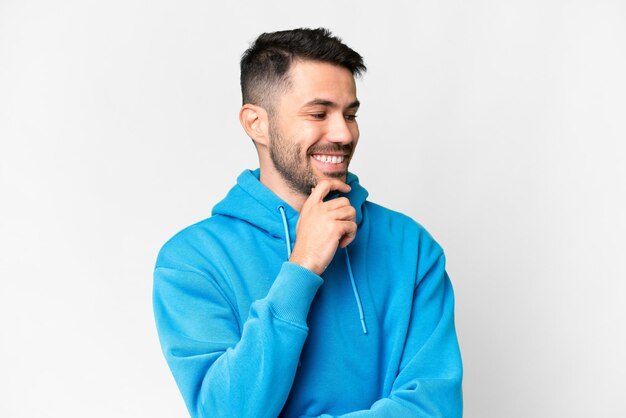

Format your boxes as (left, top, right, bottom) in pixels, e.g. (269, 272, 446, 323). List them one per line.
(153, 261, 322, 418)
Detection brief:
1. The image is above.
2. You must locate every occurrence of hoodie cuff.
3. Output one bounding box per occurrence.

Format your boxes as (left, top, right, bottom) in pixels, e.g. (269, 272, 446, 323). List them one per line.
(265, 262, 324, 326)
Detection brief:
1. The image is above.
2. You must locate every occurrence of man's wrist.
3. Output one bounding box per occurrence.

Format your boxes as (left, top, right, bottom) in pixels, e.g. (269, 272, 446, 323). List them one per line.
(266, 262, 324, 325)
(289, 254, 323, 276)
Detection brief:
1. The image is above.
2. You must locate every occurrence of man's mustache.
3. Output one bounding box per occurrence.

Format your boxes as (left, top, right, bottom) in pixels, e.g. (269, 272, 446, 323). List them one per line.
(308, 144, 353, 155)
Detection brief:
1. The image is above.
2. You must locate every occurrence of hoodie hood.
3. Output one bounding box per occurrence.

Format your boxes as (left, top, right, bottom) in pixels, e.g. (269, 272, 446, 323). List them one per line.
(212, 169, 369, 245)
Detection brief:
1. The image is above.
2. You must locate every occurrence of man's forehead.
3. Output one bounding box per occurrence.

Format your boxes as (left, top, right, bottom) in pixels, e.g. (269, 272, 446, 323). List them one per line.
(285, 60, 358, 106)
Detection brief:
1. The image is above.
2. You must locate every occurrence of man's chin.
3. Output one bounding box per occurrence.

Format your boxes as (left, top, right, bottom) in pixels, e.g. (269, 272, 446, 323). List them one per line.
(315, 171, 348, 184)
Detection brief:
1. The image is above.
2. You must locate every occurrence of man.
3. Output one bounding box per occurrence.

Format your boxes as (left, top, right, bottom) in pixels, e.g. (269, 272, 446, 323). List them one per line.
(153, 28, 462, 418)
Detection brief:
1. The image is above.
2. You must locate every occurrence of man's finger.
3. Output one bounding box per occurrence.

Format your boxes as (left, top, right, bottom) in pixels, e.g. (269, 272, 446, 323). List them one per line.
(309, 179, 351, 203)
(338, 221, 357, 248)
(331, 205, 356, 222)
(323, 196, 352, 211)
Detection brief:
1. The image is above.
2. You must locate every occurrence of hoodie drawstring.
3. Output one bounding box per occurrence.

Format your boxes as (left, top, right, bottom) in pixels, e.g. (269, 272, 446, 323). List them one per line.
(277, 205, 367, 335)
(278, 206, 292, 258)
(345, 248, 368, 334)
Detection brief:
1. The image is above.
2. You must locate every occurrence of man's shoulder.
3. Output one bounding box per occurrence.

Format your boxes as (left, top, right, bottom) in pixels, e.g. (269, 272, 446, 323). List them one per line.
(154, 214, 235, 271)
(363, 200, 423, 230)
(363, 200, 443, 252)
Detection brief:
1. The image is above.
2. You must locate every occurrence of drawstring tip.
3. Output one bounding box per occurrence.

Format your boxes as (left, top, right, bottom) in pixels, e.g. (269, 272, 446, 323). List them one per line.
(360, 319, 368, 335)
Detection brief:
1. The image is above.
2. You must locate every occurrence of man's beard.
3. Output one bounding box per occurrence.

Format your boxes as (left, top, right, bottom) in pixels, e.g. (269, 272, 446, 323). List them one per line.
(268, 119, 351, 196)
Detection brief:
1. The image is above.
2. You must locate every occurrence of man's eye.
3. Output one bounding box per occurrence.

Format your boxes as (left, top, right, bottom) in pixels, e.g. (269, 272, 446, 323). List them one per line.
(345, 114, 358, 121)
(311, 113, 326, 119)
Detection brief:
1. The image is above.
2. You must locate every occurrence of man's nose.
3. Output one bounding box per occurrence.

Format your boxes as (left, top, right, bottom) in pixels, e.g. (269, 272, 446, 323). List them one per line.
(326, 115, 355, 144)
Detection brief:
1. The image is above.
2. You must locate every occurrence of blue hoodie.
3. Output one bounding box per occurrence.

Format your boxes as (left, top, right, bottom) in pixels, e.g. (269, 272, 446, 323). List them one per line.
(153, 169, 463, 418)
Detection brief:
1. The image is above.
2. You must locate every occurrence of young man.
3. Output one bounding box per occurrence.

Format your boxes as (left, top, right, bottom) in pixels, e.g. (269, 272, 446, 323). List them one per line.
(153, 28, 463, 418)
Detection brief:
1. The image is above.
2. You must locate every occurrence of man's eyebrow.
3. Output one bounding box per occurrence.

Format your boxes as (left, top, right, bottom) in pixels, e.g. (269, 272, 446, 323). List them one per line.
(302, 99, 361, 109)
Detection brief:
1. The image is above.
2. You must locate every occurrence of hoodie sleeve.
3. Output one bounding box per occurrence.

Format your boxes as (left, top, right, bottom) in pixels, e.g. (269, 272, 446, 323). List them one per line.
(308, 246, 463, 418)
(153, 261, 323, 418)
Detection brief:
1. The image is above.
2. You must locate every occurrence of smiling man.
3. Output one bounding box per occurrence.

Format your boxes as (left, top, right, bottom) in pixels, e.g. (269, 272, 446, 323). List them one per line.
(153, 28, 463, 418)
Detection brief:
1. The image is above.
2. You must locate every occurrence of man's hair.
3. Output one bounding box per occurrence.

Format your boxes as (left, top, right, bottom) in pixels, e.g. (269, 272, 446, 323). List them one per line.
(240, 28, 366, 112)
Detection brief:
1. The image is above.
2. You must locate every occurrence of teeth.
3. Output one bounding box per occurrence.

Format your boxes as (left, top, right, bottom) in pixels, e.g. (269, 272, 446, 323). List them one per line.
(313, 154, 344, 164)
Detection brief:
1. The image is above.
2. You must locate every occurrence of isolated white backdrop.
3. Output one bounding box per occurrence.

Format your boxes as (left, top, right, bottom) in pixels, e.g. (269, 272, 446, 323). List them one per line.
(1, 1, 625, 417)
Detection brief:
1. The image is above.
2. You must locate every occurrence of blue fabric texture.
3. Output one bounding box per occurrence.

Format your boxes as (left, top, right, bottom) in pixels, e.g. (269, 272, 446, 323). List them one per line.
(153, 169, 463, 418)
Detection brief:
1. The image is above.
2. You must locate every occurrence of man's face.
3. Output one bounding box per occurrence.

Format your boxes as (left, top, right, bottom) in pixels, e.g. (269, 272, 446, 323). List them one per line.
(267, 60, 360, 196)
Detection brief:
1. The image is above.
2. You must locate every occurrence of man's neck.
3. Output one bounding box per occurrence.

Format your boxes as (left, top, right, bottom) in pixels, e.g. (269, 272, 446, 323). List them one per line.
(259, 170, 307, 213)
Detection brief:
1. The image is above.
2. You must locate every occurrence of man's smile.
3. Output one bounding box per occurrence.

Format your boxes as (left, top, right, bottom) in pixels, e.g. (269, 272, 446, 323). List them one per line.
(312, 154, 346, 164)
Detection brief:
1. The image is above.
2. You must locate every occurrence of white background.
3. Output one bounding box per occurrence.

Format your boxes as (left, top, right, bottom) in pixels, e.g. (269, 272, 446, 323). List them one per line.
(1, 1, 625, 417)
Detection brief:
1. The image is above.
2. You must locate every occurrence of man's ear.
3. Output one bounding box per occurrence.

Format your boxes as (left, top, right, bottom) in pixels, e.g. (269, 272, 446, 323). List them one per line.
(239, 104, 269, 147)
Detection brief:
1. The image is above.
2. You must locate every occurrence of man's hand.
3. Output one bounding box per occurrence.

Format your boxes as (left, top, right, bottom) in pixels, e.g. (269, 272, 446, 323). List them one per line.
(289, 179, 357, 275)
